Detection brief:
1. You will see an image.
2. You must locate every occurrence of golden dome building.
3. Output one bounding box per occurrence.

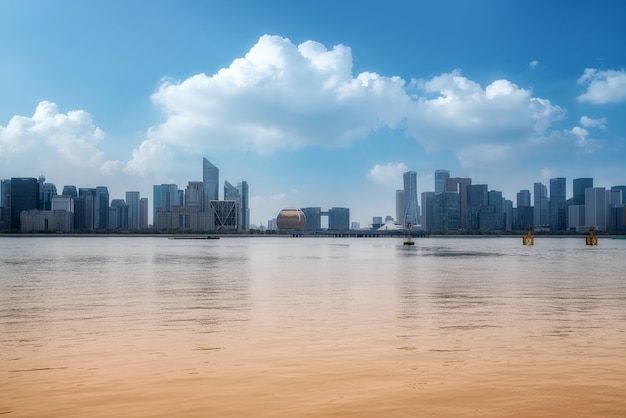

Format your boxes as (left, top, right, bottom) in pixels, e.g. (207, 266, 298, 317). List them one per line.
(276, 207, 306, 231)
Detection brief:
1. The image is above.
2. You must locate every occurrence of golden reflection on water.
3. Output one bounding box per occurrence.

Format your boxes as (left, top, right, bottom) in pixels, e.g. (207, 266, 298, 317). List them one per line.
(1, 237, 625, 417)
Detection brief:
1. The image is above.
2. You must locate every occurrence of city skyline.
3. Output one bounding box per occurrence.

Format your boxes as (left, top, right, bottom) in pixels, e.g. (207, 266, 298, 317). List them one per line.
(1, 1, 625, 226)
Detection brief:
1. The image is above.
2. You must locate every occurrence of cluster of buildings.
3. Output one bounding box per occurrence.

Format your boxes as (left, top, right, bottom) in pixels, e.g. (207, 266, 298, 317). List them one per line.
(2, 161, 625, 234)
(395, 170, 626, 233)
(0, 158, 249, 233)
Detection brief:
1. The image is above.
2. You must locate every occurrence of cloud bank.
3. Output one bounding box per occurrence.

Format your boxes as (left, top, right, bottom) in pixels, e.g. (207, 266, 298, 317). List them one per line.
(578, 68, 626, 104)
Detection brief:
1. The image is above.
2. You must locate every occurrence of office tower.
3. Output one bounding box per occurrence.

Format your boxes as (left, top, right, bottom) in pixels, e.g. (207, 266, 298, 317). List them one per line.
(203, 158, 219, 211)
(93, 187, 109, 230)
(224, 181, 241, 230)
(328, 207, 350, 230)
(612, 186, 626, 204)
(4, 178, 39, 230)
(568, 205, 585, 231)
(573, 178, 593, 205)
(420, 192, 435, 232)
(446, 178, 471, 229)
(126, 191, 140, 229)
(585, 187, 607, 231)
(185, 181, 204, 208)
(139, 198, 149, 229)
(533, 182, 549, 227)
(38, 176, 57, 211)
(238, 181, 249, 231)
(403, 171, 418, 228)
(504, 199, 513, 231)
(76, 188, 96, 230)
(517, 190, 531, 208)
(153, 184, 178, 229)
(301, 207, 322, 230)
(395, 190, 405, 227)
(435, 169, 450, 194)
(51, 195, 73, 212)
(372, 216, 383, 228)
(110, 199, 129, 229)
(62, 185, 78, 199)
(434, 191, 459, 231)
(550, 177, 567, 231)
(465, 184, 488, 230)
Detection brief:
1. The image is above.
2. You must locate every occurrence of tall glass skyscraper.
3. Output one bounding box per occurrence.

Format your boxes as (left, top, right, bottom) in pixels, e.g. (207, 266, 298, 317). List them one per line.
(550, 177, 567, 231)
(403, 171, 419, 228)
(203, 158, 219, 211)
(237, 181, 249, 231)
(95, 186, 109, 230)
(533, 182, 549, 227)
(573, 178, 593, 205)
(435, 169, 450, 194)
(126, 191, 140, 229)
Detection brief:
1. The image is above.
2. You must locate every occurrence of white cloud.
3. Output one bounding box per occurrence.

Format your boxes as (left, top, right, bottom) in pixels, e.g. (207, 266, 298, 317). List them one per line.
(128, 35, 412, 176)
(0, 101, 105, 166)
(406, 70, 564, 166)
(579, 116, 607, 129)
(577, 68, 626, 104)
(367, 162, 409, 187)
(529, 60, 539, 69)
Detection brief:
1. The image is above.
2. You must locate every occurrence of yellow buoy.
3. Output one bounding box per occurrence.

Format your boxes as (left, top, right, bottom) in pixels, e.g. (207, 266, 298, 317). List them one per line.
(586, 226, 598, 246)
(523, 225, 534, 246)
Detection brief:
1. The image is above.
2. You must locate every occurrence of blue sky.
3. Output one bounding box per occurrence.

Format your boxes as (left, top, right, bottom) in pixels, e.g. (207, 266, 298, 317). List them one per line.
(1, 0, 625, 227)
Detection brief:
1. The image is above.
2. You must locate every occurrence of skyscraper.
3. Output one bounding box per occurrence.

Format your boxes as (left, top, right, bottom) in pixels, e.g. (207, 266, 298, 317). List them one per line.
(533, 182, 549, 227)
(403, 171, 418, 228)
(5, 178, 39, 230)
(517, 190, 531, 208)
(395, 190, 405, 227)
(238, 181, 249, 231)
(585, 187, 607, 231)
(573, 178, 593, 205)
(435, 169, 450, 194)
(446, 177, 471, 229)
(420, 192, 435, 232)
(550, 177, 567, 231)
(95, 186, 109, 230)
(126, 191, 140, 229)
(139, 197, 149, 229)
(203, 158, 219, 211)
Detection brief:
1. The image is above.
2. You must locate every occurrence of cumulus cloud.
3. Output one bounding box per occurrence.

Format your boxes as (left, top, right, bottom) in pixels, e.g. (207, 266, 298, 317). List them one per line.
(577, 68, 626, 104)
(128, 35, 411, 176)
(406, 70, 564, 166)
(529, 60, 539, 69)
(367, 162, 409, 186)
(0, 101, 105, 166)
(579, 115, 607, 129)
(124, 35, 569, 176)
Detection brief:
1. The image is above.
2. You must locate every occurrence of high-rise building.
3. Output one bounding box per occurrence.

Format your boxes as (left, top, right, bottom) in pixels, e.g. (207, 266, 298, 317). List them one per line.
(328, 207, 350, 230)
(434, 191, 459, 231)
(95, 187, 109, 230)
(585, 187, 607, 231)
(420, 192, 435, 232)
(446, 178, 471, 229)
(153, 184, 178, 229)
(550, 177, 567, 231)
(517, 190, 531, 208)
(224, 181, 241, 230)
(435, 169, 450, 194)
(403, 171, 418, 228)
(126, 191, 140, 229)
(238, 181, 249, 231)
(395, 190, 405, 227)
(4, 178, 39, 230)
(301, 207, 321, 230)
(109, 199, 129, 229)
(139, 197, 149, 229)
(533, 182, 549, 227)
(611, 186, 626, 204)
(62, 185, 78, 198)
(38, 176, 57, 211)
(573, 178, 593, 206)
(203, 158, 219, 211)
(76, 188, 96, 231)
(185, 181, 204, 208)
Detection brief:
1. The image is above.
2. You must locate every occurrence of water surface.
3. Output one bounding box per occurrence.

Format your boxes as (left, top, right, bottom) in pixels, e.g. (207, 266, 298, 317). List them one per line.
(1, 236, 625, 416)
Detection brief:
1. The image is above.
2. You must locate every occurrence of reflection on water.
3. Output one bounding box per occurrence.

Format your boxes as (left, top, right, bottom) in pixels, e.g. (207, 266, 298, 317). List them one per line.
(1, 236, 625, 417)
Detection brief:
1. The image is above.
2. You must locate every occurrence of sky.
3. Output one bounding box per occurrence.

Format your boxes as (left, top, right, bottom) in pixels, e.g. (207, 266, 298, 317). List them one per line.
(1, 0, 625, 227)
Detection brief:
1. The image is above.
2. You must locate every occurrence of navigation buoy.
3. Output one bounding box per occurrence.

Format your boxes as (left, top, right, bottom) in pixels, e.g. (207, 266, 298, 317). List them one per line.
(586, 226, 598, 246)
(404, 222, 415, 246)
(523, 225, 534, 246)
